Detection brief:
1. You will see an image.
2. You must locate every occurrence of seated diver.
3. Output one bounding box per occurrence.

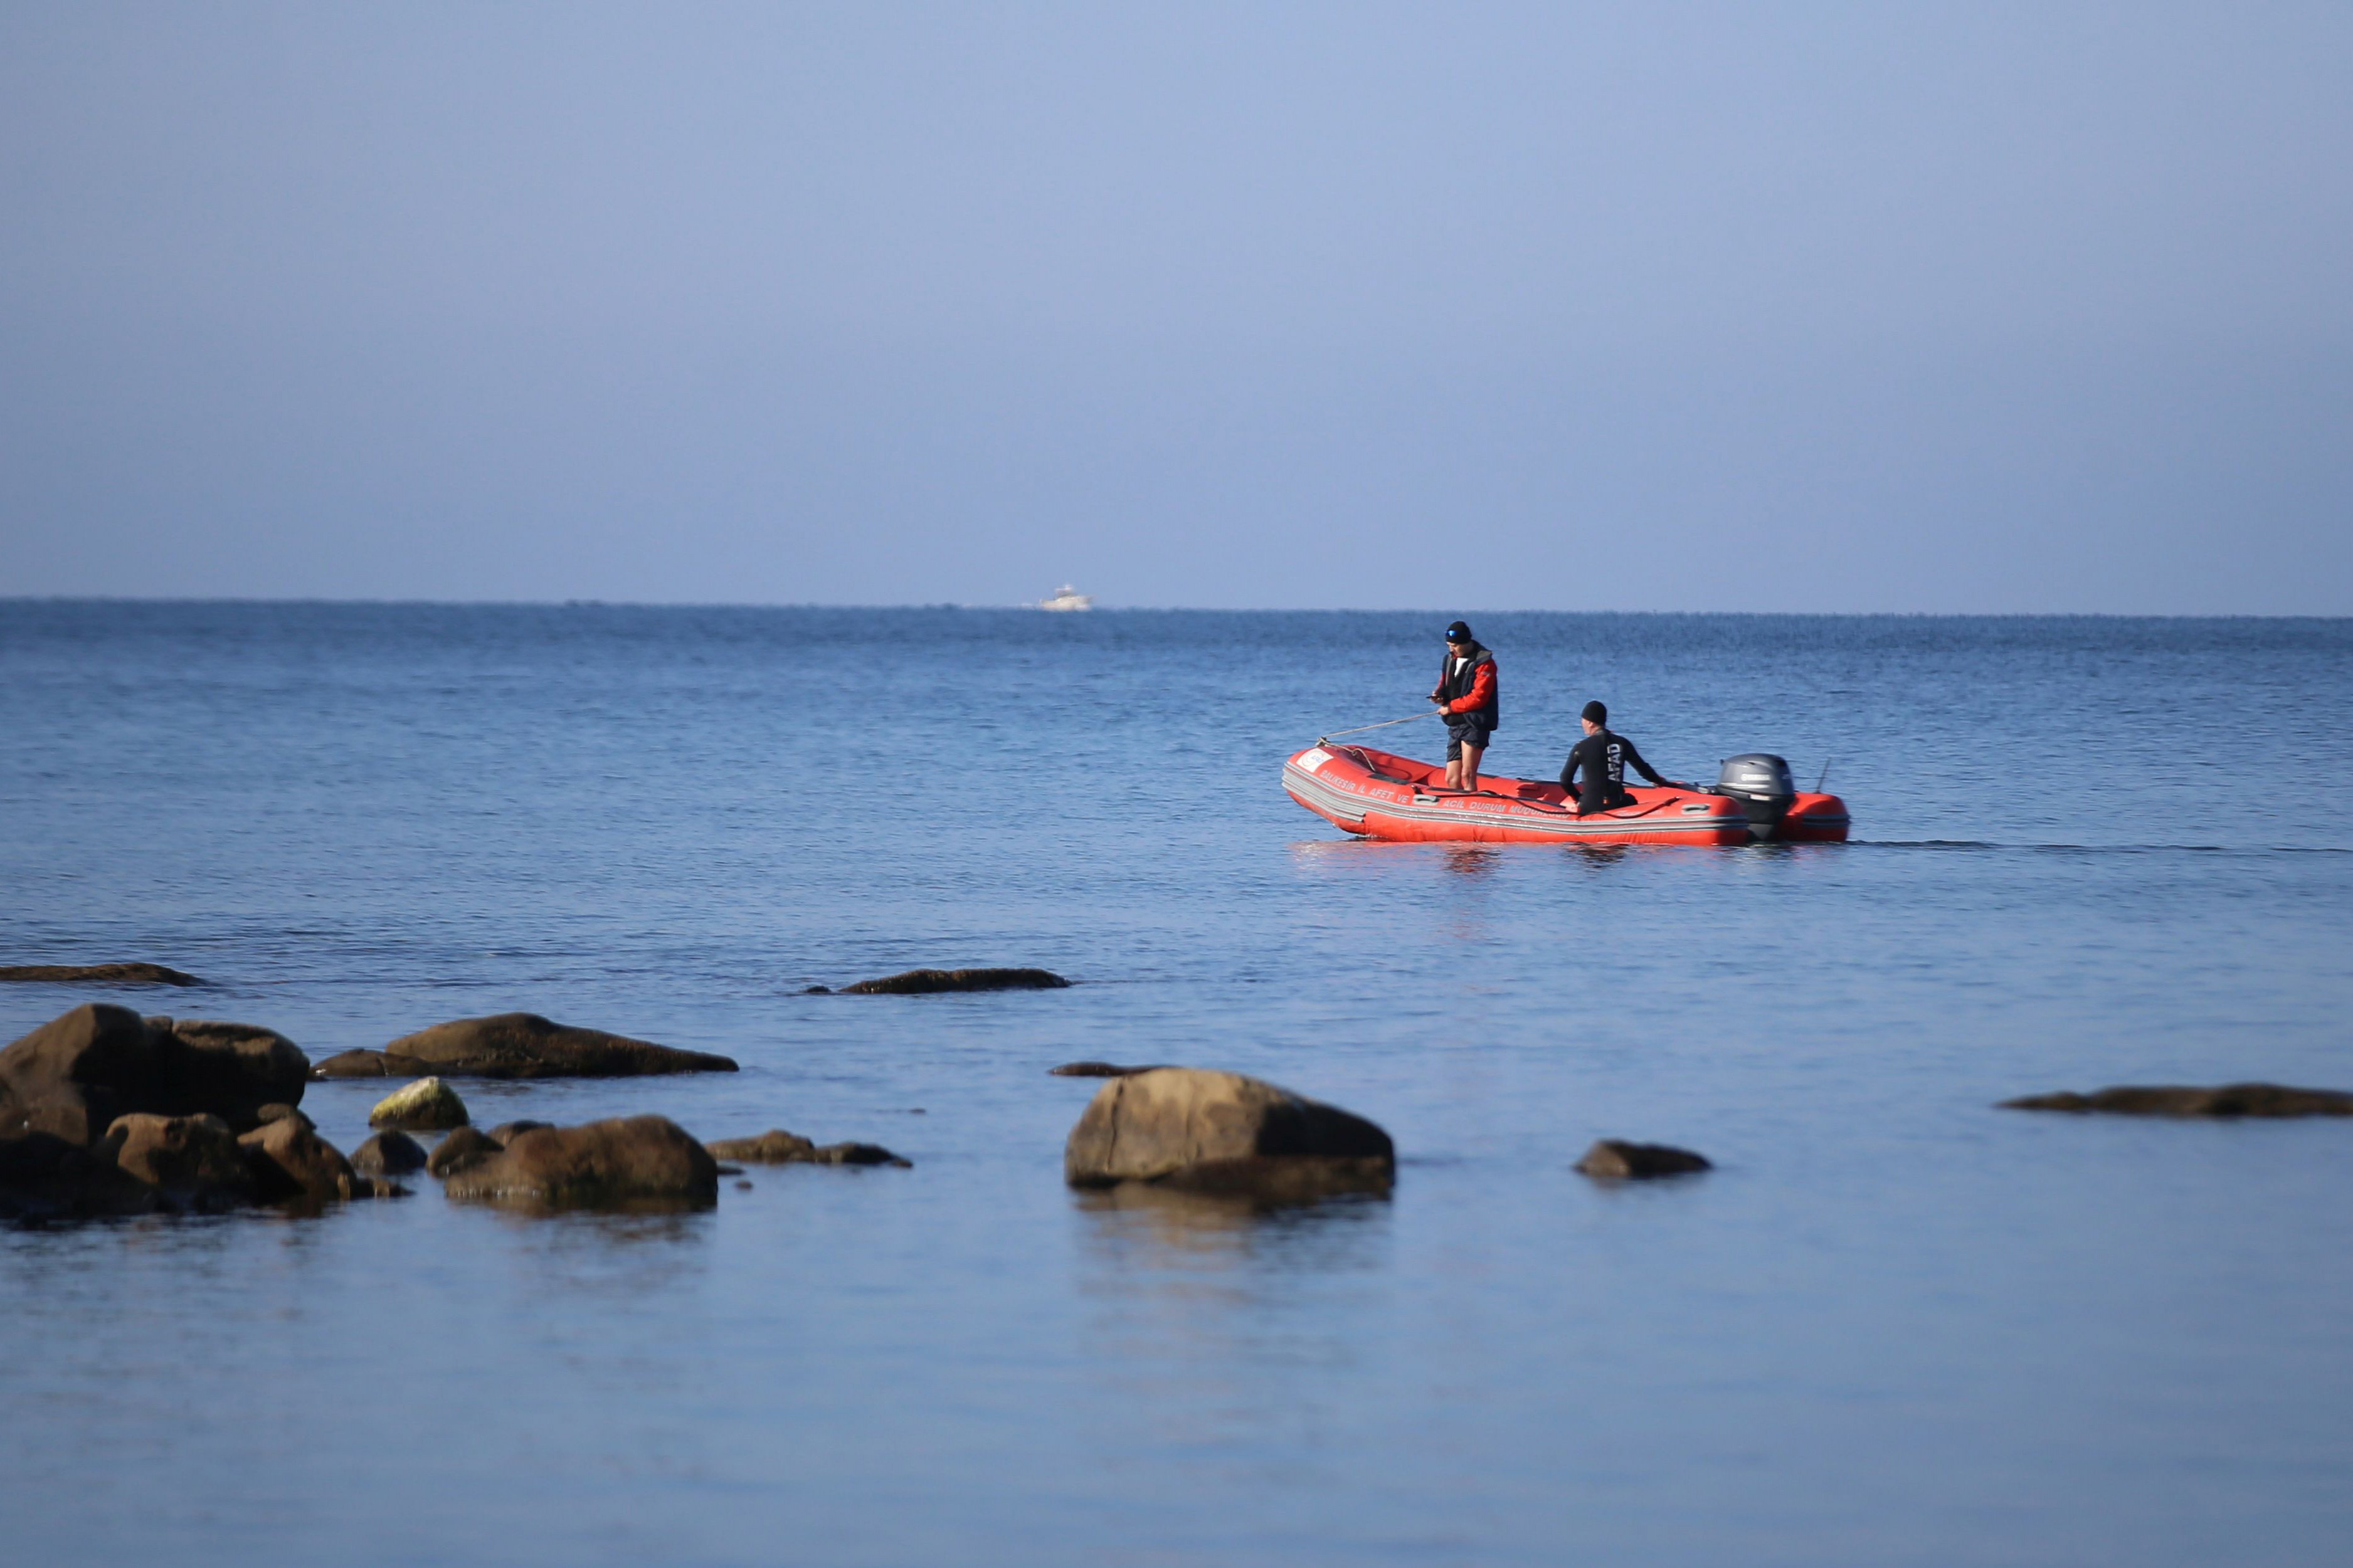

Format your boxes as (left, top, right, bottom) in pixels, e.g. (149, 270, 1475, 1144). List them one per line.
(1559, 700, 1692, 816)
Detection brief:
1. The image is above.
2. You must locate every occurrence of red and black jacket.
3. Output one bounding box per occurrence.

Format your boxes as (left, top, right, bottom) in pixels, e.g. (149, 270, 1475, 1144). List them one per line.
(1433, 646, 1499, 731)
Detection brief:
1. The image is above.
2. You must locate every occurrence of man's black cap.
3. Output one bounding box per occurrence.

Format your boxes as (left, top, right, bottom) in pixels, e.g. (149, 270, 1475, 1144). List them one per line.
(1582, 700, 1608, 724)
(1444, 620, 1473, 643)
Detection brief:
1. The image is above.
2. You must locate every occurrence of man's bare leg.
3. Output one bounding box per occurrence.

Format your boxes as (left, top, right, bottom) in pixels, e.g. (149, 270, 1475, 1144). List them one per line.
(1460, 743, 1483, 792)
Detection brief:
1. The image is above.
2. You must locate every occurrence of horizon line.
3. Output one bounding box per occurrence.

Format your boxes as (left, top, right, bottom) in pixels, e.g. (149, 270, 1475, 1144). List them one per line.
(1, 594, 2347, 621)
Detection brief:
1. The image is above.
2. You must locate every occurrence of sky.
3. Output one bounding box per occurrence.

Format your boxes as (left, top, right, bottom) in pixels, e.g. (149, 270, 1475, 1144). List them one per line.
(3, 2, 2349, 613)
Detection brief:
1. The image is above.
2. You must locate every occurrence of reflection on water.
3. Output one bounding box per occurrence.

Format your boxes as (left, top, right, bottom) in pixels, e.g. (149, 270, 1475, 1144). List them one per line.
(473, 1205, 717, 1301)
(1071, 1186, 1398, 1453)
(1441, 846, 1497, 878)
(1072, 1184, 1392, 1284)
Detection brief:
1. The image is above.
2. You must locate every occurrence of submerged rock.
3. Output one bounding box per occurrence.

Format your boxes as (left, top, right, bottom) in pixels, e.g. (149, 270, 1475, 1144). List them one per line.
(808, 1142, 911, 1167)
(310, 1050, 403, 1078)
(350, 1130, 428, 1176)
(704, 1129, 911, 1168)
(425, 1124, 503, 1177)
(315, 1013, 737, 1079)
(1064, 1067, 1393, 1199)
(1049, 1061, 1160, 1078)
(0, 962, 204, 987)
(440, 1116, 719, 1209)
(703, 1129, 815, 1162)
(2000, 1083, 2353, 1118)
(368, 1076, 470, 1131)
(1574, 1140, 1713, 1179)
(842, 967, 1069, 995)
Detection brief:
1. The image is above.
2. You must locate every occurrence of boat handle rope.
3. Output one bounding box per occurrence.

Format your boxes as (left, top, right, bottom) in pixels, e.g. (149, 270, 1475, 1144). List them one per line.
(1317, 710, 1439, 744)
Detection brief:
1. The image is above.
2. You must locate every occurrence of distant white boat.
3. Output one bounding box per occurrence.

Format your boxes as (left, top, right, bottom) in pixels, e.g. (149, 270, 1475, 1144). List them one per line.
(1036, 584, 1094, 612)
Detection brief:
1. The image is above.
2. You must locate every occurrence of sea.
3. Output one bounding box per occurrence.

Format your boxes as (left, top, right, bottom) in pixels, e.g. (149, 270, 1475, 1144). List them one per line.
(3, 602, 2349, 1567)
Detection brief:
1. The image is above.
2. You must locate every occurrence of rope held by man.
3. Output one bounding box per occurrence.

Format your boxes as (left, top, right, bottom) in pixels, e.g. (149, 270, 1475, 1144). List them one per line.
(1316, 710, 1439, 745)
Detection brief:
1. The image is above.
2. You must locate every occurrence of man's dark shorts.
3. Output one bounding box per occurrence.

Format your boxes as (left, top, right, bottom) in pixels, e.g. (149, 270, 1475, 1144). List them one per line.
(1445, 722, 1492, 761)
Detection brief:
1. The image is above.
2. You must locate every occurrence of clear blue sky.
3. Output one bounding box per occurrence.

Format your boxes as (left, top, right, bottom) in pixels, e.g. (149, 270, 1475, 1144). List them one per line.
(3, 2, 2348, 611)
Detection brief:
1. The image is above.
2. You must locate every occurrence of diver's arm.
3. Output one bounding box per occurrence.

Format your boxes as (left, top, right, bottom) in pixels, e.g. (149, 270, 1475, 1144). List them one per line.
(1621, 737, 1671, 787)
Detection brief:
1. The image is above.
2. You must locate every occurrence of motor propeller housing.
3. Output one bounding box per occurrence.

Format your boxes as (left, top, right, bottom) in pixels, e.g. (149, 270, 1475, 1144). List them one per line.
(1714, 753, 1797, 841)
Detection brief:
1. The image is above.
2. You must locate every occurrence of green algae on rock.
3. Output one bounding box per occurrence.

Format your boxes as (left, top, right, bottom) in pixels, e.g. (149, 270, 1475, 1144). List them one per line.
(367, 1075, 469, 1131)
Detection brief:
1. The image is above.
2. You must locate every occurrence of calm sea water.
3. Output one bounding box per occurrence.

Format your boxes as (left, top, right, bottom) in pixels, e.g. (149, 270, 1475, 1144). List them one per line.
(3, 602, 2350, 1567)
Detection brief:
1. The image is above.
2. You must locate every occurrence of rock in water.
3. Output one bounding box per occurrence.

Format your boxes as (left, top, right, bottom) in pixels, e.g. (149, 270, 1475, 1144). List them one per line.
(1999, 1083, 2353, 1117)
(808, 1142, 911, 1167)
(1049, 1061, 1158, 1077)
(440, 1116, 719, 1209)
(842, 968, 1069, 995)
(703, 1129, 912, 1167)
(105, 1112, 254, 1208)
(704, 1130, 817, 1162)
(0, 1003, 161, 1145)
(350, 1130, 428, 1176)
(1574, 1140, 1713, 1179)
(1063, 1067, 1393, 1199)
(315, 1013, 738, 1079)
(369, 1076, 470, 1130)
(425, 1124, 503, 1177)
(0, 1003, 310, 1144)
(0, 962, 204, 987)
(484, 1120, 552, 1145)
(149, 1018, 310, 1129)
(309, 1051, 402, 1078)
(237, 1116, 366, 1201)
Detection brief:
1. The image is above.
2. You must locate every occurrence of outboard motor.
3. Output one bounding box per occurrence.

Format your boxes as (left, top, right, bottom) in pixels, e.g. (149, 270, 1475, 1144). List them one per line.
(1715, 754, 1796, 842)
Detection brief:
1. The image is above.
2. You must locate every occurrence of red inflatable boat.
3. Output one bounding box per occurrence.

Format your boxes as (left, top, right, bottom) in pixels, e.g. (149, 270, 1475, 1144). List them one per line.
(1282, 744, 1850, 846)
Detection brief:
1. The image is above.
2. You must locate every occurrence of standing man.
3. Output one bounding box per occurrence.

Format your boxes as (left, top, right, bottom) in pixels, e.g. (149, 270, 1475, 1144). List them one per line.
(1430, 620, 1499, 792)
(1559, 700, 1691, 814)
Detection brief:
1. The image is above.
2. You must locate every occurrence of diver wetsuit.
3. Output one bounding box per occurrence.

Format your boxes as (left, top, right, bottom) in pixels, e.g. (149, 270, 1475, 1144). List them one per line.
(1560, 729, 1668, 815)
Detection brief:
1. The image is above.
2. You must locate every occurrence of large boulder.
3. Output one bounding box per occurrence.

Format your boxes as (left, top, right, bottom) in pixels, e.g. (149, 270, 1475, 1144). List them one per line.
(1064, 1068, 1393, 1199)
(842, 968, 1069, 995)
(314, 1013, 737, 1079)
(104, 1113, 254, 1209)
(149, 1018, 310, 1129)
(0, 1005, 395, 1214)
(0, 1005, 308, 1145)
(441, 1116, 720, 1209)
(0, 962, 204, 986)
(2000, 1083, 2353, 1117)
(704, 1129, 911, 1167)
(369, 1076, 469, 1131)
(0, 1003, 161, 1145)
